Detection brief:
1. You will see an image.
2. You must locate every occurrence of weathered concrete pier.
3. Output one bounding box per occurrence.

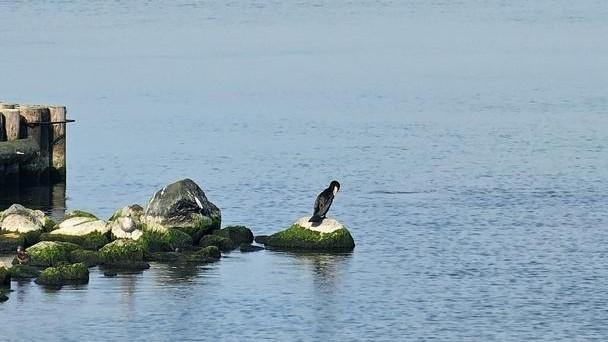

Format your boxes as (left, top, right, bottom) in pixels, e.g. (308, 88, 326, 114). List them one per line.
(0, 101, 72, 184)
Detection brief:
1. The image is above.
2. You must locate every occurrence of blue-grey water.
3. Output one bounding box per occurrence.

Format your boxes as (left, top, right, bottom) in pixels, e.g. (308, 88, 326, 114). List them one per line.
(1, 1, 608, 341)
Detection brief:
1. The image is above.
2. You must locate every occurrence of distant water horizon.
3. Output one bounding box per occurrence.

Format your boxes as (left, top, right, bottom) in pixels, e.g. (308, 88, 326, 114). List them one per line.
(1, 1, 607, 341)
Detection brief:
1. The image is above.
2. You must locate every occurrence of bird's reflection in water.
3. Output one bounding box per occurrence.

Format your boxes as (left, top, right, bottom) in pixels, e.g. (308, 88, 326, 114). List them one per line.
(285, 251, 354, 338)
(286, 251, 353, 293)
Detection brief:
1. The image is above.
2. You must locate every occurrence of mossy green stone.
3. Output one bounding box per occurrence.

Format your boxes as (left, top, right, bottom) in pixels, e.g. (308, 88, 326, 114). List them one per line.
(40, 231, 109, 250)
(265, 224, 355, 251)
(8, 265, 40, 278)
(26, 241, 81, 267)
(139, 229, 193, 253)
(213, 225, 253, 245)
(35, 263, 89, 286)
(70, 249, 103, 267)
(199, 234, 234, 251)
(100, 239, 145, 264)
(0, 233, 24, 252)
(186, 246, 221, 263)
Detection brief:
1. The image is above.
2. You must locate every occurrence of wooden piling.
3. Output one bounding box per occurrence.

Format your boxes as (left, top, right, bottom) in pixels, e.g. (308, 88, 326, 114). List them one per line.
(48, 105, 67, 178)
(0, 112, 4, 141)
(19, 106, 52, 180)
(3, 109, 21, 141)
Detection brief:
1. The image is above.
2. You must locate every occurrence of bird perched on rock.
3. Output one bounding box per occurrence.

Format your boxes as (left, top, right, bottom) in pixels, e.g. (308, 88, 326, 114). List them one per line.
(309, 180, 340, 223)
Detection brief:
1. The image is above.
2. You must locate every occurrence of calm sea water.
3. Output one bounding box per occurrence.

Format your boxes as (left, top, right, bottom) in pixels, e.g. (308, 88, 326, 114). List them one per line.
(1, 1, 608, 341)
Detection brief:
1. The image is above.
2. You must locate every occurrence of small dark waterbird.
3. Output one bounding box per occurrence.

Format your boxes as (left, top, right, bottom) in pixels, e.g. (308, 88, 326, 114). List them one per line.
(309, 180, 341, 223)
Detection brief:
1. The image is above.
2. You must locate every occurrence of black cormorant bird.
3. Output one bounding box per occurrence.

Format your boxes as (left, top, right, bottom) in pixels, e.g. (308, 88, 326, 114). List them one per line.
(309, 180, 340, 223)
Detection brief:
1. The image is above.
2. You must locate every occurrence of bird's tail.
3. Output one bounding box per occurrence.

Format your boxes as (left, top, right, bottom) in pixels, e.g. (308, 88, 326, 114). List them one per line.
(309, 215, 323, 223)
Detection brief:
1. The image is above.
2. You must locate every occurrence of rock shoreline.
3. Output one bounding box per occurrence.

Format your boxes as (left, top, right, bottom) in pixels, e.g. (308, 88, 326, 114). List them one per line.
(0, 178, 355, 301)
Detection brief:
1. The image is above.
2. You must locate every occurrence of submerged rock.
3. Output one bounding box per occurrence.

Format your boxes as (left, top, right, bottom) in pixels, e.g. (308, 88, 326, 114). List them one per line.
(264, 217, 355, 251)
(239, 243, 264, 253)
(108, 205, 145, 240)
(99, 239, 149, 270)
(213, 226, 253, 245)
(199, 234, 234, 251)
(0, 204, 54, 234)
(143, 179, 221, 243)
(186, 246, 221, 263)
(26, 241, 81, 267)
(35, 263, 89, 286)
(146, 252, 181, 262)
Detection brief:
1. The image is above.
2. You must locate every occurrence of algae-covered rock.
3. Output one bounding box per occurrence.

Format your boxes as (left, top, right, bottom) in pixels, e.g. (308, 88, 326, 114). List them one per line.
(69, 249, 103, 267)
(8, 264, 40, 279)
(240, 243, 264, 253)
(35, 263, 89, 286)
(265, 217, 355, 251)
(40, 231, 108, 250)
(146, 252, 181, 262)
(0, 266, 10, 287)
(213, 225, 254, 245)
(199, 234, 234, 251)
(26, 241, 81, 267)
(143, 179, 221, 243)
(0, 204, 55, 234)
(0, 232, 25, 252)
(254, 235, 268, 244)
(108, 205, 144, 240)
(99, 239, 149, 270)
(0, 291, 8, 302)
(186, 246, 221, 263)
(138, 229, 193, 253)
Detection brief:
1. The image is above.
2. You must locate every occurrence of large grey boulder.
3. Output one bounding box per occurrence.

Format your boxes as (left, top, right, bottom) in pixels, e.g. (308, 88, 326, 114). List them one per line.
(143, 179, 221, 243)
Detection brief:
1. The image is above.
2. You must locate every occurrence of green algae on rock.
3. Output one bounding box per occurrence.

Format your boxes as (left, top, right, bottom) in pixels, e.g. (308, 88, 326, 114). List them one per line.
(40, 231, 109, 250)
(213, 225, 253, 245)
(186, 246, 221, 263)
(199, 234, 234, 251)
(265, 217, 355, 251)
(138, 229, 193, 253)
(26, 241, 81, 267)
(8, 264, 41, 279)
(69, 249, 103, 267)
(0, 232, 25, 252)
(99, 239, 149, 270)
(35, 263, 89, 286)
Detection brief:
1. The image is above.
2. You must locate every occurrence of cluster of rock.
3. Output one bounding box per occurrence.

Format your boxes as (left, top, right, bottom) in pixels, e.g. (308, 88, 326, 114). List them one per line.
(0, 178, 355, 299)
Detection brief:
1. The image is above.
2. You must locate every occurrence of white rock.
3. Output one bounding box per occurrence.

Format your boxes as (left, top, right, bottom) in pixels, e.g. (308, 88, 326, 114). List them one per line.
(1, 214, 43, 233)
(294, 217, 345, 234)
(51, 217, 110, 236)
(0, 204, 49, 233)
